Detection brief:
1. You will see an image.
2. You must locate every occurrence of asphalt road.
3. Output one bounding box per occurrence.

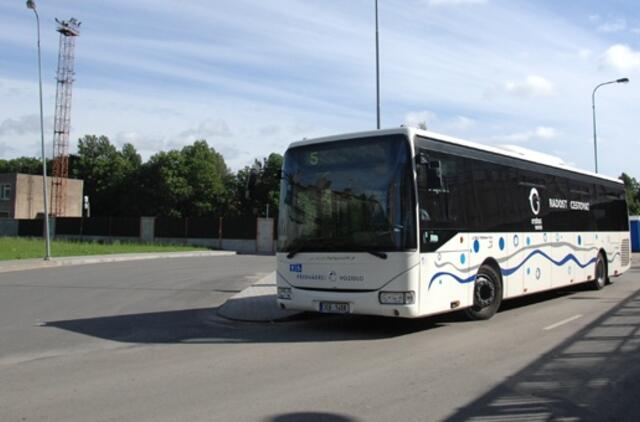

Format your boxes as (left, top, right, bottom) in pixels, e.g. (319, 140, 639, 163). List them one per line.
(1, 255, 639, 422)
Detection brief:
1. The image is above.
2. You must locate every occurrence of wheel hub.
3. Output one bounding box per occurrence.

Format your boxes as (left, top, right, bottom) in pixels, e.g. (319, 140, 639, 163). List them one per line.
(474, 275, 495, 308)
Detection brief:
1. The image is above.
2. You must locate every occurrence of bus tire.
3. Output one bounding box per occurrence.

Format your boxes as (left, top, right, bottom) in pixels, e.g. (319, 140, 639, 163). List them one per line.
(464, 264, 503, 321)
(591, 253, 607, 290)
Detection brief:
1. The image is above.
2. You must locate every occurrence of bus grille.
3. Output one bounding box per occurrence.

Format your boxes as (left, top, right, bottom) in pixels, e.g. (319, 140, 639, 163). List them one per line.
(621, 239, 630, 267)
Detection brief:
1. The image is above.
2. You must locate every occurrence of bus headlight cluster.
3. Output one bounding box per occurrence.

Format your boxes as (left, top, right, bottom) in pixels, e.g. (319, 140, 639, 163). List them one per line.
(379, 291, 415, 305)
(277, 287, 292, 300)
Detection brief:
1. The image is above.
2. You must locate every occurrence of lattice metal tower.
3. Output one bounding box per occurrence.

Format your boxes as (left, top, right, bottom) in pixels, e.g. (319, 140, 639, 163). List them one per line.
(51, 17, 80, 217)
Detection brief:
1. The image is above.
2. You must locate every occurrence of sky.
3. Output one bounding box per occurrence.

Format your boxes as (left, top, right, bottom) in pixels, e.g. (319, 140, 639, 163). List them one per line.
(1, 0, 639, 177)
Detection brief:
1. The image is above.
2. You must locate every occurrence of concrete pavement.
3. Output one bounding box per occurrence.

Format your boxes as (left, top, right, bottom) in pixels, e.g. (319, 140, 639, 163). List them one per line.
(1, 255, 639, 421)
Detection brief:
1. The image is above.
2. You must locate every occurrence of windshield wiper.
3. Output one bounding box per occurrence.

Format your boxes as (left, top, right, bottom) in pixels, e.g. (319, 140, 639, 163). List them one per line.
(367, 251, 388, 259)
(286, 248, 302, 259)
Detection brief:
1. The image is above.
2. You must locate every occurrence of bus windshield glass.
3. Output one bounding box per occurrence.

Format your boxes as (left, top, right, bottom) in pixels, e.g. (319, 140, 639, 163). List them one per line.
(278, 135, 416, 253)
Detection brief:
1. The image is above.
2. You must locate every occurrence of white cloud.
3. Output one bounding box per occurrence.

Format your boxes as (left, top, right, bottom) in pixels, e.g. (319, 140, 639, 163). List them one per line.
(597, 19, 626, 33)
(578, 49, 592, 59)
(602, 44, 640, 72)
(178, 119, 233, 142)
(259, 125, 281, 137)
(403, 111, 475, 133)
(504, 75, 555, 97)
(0, 114, 41, 136)
(403, 111, 437, 130)
(0, 141, 16, 156)
(448, 116, 476, 131)
(427, 0, 487, 5)
(493, 126, 558, 143)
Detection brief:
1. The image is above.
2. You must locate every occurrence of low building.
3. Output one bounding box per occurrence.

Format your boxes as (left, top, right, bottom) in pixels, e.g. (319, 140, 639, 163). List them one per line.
(0, 173, 83, 218)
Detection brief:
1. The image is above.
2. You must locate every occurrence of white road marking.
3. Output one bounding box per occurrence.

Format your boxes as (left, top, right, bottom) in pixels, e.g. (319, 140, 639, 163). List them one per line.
(544, 314, 583, 330)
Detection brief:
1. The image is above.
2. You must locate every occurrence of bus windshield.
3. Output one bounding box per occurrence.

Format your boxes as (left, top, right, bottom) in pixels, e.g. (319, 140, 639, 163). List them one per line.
(277, 135, 416, 253)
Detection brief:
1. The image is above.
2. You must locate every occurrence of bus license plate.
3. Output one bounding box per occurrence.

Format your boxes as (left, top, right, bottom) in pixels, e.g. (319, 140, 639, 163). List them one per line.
(319, 302, 350, 314)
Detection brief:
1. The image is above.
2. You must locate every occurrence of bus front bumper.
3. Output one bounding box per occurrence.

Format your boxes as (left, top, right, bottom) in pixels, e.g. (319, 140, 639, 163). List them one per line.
(276, 285, 421, 318)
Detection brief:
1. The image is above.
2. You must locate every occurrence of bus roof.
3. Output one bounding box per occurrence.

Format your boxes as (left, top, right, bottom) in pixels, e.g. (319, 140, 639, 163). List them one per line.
(287, 127, 622, 185)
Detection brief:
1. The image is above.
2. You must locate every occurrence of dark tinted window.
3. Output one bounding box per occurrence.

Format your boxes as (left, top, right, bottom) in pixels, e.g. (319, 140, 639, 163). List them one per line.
(278, 135, 416, 253)
(415, 136, 629, 239)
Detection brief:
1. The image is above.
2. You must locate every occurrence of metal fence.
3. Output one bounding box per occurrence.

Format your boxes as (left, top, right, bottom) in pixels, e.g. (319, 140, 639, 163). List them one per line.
(55, 217, 141, 237)
(13, 215, 267, 241)
(154, 215, 255, 239)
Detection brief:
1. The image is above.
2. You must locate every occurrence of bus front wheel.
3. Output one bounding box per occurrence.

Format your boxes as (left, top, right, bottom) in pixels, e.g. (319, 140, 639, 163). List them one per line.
(465, 265, 503, 320)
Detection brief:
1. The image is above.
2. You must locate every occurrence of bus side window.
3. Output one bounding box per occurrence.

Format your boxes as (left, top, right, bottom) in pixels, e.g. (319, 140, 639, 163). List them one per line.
(416, 150, 471, 250)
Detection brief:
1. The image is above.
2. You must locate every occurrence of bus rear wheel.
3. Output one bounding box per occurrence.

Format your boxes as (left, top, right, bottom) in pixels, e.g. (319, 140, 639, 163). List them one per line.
(465, 265, 503, 321)
(590, 253, 607, 290)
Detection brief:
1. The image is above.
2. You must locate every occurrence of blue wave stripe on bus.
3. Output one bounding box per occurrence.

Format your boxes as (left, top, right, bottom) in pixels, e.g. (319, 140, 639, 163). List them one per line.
(427, 272, 476, 289)
(501, 250, 597, 276)
(428, 249, 597, 289)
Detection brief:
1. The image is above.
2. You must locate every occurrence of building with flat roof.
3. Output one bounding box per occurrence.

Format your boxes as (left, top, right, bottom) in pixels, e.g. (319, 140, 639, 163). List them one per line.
(0, 173, 83, 218)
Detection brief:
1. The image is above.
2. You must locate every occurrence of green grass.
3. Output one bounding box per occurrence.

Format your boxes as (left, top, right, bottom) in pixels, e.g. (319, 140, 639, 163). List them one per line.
(0, 237, 209, 261)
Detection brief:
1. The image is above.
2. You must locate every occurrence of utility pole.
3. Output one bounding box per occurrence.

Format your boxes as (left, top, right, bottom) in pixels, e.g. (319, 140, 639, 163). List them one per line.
(26, 0, 51, 260)
(375, 0, 381, 130)
(591, 77, 629, 173)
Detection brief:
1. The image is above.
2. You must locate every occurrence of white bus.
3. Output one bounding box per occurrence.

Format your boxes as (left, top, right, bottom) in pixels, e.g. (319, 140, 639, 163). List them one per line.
(276, 128, 631, 319)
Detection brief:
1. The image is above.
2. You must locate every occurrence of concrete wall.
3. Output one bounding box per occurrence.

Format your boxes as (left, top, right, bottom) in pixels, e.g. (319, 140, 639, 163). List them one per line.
(6, 174, 84, 219)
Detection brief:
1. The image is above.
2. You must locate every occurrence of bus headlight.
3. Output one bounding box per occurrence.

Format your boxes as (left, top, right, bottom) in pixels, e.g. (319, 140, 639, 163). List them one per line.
(278, 287, 292, 300)
(379, 291, 415, 305)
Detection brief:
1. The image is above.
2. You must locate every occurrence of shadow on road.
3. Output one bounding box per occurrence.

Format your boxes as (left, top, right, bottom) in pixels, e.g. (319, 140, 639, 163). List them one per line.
(264, 412, 359, 422)
(444, 288, 640, 421)
(45, 306, 454, 344)
(45, 283, 598, 345)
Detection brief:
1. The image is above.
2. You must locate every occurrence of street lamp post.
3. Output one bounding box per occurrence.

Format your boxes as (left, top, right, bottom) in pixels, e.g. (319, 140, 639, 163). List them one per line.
(26, 0, 51, 260)
(592, 77, 629, 173)
(375, 0, 380, 130)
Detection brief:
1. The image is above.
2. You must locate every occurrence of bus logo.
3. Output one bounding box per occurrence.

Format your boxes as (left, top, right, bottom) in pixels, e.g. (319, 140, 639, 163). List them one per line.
(529, 188, 541, 215)
(290, 264, 302, 273)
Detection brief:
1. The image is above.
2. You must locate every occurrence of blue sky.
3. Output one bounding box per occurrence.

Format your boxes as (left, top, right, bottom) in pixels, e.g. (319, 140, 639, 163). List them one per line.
(1, 0, 639, 177)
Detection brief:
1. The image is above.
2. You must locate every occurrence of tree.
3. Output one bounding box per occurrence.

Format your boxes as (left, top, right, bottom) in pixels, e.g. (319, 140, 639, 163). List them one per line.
(231, 153, 283, 217)
(139, 140, 231, 217)
(139, 150, 191, 217)
(74, 135, 142, 216)
(0, 156, 49, 175)
(181, 140, 230, 216)
(620, 173, 640, 215)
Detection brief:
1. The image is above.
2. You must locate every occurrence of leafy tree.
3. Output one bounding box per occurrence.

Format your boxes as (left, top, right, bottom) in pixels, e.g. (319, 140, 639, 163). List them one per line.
(0, 156, 49, 175)
(74, 135, 142, 216)
(181, 140, 230, 216)
(620, 172, 640, 215)
(139, 140, 230, 217)
(139, 150, 191, 217)
(231, 153, 283, 217)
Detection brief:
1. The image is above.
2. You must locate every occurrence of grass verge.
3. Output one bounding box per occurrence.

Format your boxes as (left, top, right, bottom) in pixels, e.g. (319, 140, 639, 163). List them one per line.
(0, 237, 208, 261)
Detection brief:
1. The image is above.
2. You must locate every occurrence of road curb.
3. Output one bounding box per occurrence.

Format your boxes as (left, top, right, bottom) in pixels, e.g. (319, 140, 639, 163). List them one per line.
(0, 250, 236, 274)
